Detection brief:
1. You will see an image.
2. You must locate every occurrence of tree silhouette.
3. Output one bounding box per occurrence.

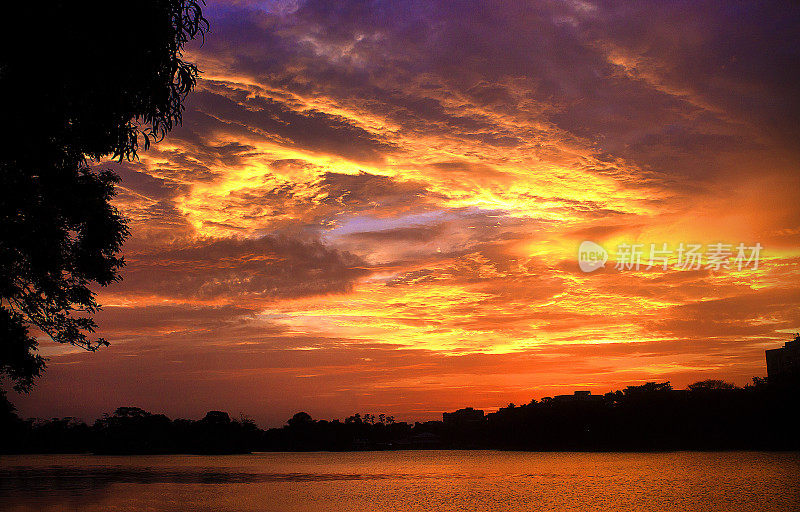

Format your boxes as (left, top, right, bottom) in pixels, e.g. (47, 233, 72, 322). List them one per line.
(0, 1, 207, 392)
(687, 379, 736, 391)
(287, 412, 314, 427)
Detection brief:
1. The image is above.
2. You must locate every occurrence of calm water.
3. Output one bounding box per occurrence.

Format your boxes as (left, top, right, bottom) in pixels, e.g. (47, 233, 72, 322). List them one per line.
(1, 451, 798, 511)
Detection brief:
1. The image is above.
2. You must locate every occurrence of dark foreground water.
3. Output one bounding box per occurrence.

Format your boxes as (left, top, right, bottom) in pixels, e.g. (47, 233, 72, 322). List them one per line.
(1, 451, 798, 511)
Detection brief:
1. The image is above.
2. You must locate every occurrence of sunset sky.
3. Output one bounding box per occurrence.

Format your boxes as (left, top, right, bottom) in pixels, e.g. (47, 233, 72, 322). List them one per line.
(15, 0, 800, 426)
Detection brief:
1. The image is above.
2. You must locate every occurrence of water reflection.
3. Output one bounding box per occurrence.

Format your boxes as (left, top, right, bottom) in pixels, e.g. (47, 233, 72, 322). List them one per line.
(1, 451, 799, 512)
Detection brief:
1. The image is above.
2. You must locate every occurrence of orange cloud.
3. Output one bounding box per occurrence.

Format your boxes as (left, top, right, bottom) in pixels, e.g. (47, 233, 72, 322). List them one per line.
(13, 0, 800, 427)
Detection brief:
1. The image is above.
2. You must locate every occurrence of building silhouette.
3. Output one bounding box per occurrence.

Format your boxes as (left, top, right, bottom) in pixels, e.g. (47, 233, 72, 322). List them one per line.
(553, 390, 604, 402)
(765, 334, 800, 383)
(443, 407, 485, 425)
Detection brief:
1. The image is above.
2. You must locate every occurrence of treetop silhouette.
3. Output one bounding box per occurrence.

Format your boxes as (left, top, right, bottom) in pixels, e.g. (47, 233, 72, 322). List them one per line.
(0, 1, 207, 392)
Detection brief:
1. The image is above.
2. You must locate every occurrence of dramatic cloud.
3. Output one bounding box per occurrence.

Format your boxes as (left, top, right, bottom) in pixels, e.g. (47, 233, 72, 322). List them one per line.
(115, 235, 370, 300)
(13, 0, 800, 426)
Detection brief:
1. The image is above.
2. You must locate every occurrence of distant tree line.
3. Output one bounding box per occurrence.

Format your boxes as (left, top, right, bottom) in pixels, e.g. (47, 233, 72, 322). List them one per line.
(2, 377, 798, 454)
(0, 403, 260, 455)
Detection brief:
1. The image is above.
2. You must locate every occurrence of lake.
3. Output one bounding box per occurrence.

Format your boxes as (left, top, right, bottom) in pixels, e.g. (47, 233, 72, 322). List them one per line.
(1, 451, 798, 511)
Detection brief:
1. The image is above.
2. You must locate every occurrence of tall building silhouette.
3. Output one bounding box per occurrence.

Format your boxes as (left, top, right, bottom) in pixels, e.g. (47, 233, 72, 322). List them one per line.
(766, 334, 800, 382)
